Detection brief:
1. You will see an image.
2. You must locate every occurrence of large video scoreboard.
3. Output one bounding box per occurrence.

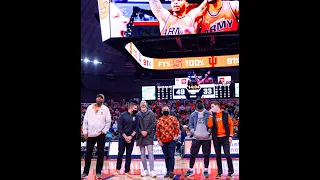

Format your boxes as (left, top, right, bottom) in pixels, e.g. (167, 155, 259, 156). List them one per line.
(155, 84, 231, 100)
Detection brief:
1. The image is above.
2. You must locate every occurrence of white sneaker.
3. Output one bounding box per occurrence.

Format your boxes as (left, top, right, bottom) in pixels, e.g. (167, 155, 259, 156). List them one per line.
(141, 170, 149, 177)
(150, 170, 157, 178)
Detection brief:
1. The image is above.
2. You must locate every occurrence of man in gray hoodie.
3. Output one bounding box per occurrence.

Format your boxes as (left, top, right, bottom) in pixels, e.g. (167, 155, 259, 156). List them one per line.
(184, 99, 211, 178)
(136, 100, 157, 178)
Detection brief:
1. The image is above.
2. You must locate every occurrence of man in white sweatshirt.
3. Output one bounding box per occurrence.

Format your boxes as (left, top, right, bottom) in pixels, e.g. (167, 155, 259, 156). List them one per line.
(81, 94, 111, 179)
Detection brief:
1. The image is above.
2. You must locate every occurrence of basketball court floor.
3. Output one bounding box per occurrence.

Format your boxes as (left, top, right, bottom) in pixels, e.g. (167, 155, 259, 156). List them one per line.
(81, 156, 239, 180)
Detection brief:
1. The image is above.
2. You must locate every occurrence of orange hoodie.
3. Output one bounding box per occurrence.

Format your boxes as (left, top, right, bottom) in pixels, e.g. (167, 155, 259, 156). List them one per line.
(207, 111, 233, 137)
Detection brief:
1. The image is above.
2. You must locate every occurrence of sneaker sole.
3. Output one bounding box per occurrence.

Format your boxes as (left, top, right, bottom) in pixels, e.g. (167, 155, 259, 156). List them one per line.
(185, 173, 195, 177)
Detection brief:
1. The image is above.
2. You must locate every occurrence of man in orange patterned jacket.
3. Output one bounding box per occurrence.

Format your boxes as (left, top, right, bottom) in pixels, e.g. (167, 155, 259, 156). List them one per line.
(156, 106, 180, 178)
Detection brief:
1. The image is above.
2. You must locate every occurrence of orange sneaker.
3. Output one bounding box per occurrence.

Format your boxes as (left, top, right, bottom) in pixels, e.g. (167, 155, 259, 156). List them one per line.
(114, 169, 120, 175)
(125, 172, 132, 178)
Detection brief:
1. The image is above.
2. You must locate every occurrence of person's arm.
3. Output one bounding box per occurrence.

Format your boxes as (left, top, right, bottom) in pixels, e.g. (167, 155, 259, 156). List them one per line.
(207, 114, 214, 128)
(187, 0, 208, 21)
(149, 0, 171, 23)
(228, 114, 234, 137)
(173, 117, 180, 138)
(131, 116, 139, 137)
(188, 113, 195, 133)
(117, 113, 127, 138)
(155, 118, 162, 140)
(229, 1, 239, 20)
(146, 112, 157, 134)
(102, 107, 112, 134)
(82, 110, 89, 135)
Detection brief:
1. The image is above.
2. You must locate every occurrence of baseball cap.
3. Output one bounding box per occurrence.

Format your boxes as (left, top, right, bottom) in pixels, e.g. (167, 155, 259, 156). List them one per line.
(96, 94, 105, 100)
(196, 99, 203, 104)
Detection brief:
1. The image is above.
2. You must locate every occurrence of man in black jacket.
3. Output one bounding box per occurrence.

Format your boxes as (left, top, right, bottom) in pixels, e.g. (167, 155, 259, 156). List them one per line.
(208, 101, 234, 179)
(114, 102, 140, 178)
(136, 100, 157, 177)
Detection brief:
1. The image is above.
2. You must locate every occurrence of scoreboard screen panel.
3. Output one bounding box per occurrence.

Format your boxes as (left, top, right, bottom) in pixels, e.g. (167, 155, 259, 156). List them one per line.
(172, 84, 215, 99)
(156, 86, 173, 100)
(172, 84, 232, 99)
(214, 84, 231, 98)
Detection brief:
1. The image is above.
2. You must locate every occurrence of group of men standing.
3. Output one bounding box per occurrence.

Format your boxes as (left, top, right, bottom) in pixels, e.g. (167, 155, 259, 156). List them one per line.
(81, 94, 235, 179)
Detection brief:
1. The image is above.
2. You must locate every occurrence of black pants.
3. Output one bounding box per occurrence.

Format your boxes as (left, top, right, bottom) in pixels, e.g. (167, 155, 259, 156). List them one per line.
(213, 136, 234, 174)
(189, 139, 211, 168)
(176, 142, 181, 152)
(161, 140, 176, 173)
(116, 137, 135, 173)
(83, 134, 106, 174)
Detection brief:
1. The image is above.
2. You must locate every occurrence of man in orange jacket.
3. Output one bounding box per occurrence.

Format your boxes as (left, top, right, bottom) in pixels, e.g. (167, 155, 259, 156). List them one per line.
(207, 101, 234, 179)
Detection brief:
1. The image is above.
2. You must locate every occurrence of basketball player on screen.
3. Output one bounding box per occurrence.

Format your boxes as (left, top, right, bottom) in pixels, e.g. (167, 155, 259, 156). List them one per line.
(149, 0, 208, 36)
(200, 0, 239, 33)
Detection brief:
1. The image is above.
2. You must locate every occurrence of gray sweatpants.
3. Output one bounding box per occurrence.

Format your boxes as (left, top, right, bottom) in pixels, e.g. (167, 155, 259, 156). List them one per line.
(139, 145, 154, 171)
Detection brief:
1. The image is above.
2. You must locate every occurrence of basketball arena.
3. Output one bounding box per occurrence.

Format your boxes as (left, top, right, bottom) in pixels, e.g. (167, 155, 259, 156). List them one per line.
(81, 0, 239, 179)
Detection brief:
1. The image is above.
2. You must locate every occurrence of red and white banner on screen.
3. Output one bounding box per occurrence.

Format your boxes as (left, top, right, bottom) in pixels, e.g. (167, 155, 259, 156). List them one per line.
(175, 78, 189, 85)
(217, 76, 232, 84)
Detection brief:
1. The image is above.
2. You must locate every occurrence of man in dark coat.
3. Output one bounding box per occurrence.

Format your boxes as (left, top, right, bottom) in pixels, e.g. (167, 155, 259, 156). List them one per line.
(136, 100, 157, 177)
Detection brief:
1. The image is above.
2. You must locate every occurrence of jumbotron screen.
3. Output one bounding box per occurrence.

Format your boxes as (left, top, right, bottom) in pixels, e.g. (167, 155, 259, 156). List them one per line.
(97, 0, 239, 41)
(155, 71, 232, 100)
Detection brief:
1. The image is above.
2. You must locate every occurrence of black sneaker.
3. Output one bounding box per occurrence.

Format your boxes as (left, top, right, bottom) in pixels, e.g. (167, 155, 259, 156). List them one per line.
(184, 170, 194, 177)
(81, 173, 88, 179)
(215, 174, 222, 179)
(227, 173, 234, 179)
(169, 172, 174, 178)
(96, 173, 102, 179)
(164, 173, 169, 178)
(203, 171, 209, 178)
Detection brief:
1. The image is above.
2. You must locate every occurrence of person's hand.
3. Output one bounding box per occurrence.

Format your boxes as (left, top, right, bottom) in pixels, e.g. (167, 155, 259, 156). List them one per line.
(141, 131, 147, 137)
(158, 141, 164, 146)
(229, 137, 233, 143)
(173, 136, 178, 141)
(84, 134, 88, 140)
(127, 135, 133, 141)
(125, 136, 131, 143)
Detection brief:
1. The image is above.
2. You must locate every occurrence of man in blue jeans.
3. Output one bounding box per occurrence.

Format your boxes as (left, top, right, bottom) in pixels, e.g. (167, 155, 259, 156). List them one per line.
(114, 102, 140, 178)
(155, 106, 180, 178)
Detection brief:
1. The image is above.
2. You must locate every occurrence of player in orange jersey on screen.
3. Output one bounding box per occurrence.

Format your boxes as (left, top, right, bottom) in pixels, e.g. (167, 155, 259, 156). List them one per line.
(149, 0, 208, 36)
(199, 0, 239, 33)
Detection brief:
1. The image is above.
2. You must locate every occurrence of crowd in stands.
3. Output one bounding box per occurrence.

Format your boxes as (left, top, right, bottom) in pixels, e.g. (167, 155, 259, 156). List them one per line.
(81, 98, 239, 143)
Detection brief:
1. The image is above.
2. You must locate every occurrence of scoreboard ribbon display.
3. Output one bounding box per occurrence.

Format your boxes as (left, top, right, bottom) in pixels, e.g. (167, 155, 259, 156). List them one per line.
(125, 42, 239, 70)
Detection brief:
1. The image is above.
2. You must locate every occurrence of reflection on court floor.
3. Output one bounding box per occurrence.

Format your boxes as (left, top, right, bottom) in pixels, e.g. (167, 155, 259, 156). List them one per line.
(81, 157, 239, 180)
